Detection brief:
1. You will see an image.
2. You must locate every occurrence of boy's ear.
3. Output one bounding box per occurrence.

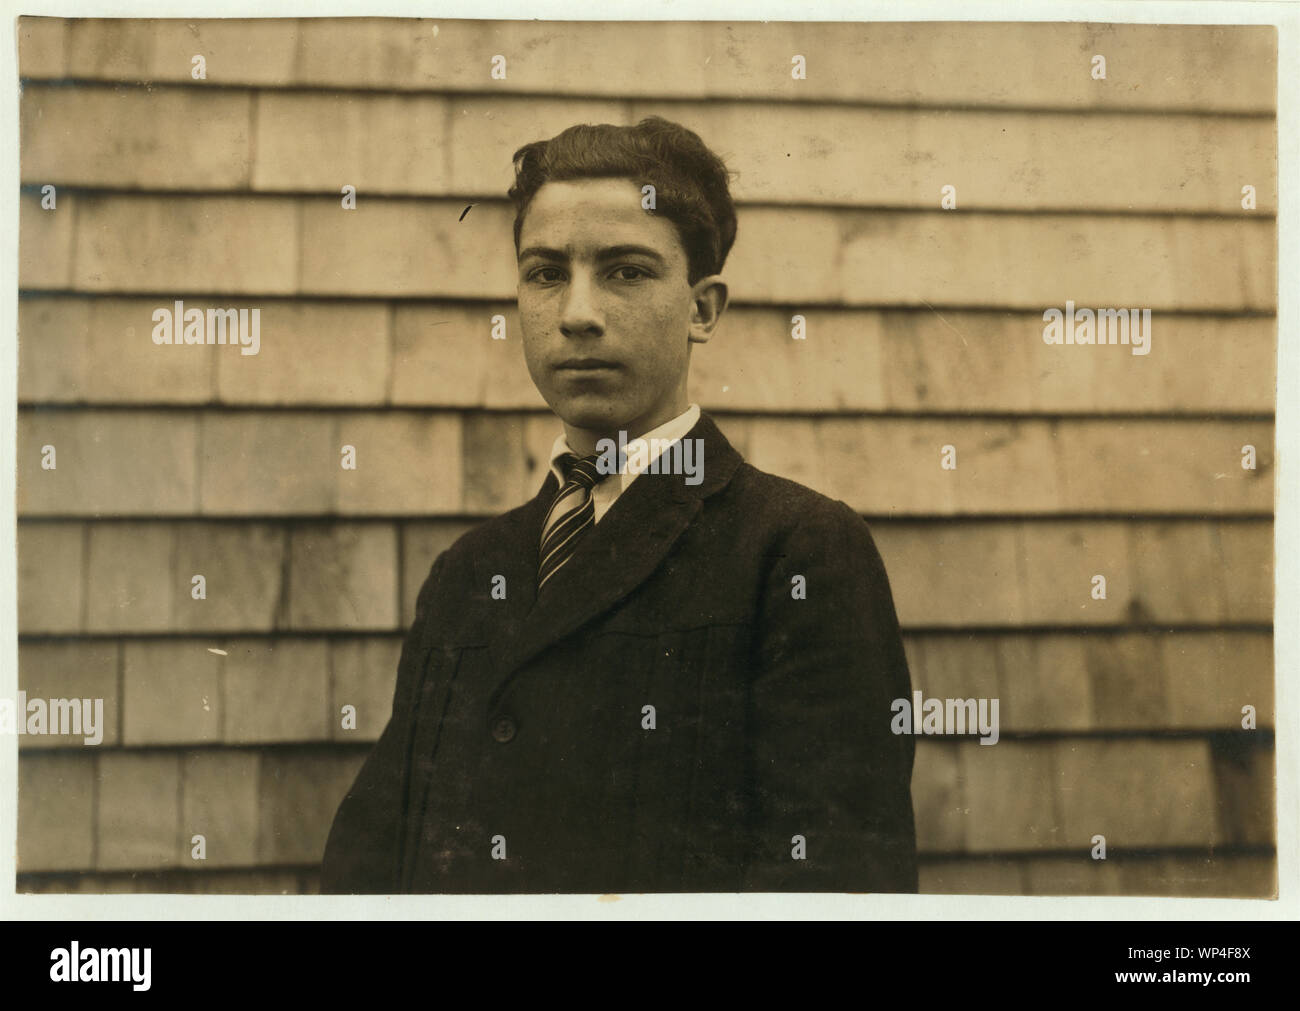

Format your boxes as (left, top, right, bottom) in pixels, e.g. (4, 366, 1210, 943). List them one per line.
(688, 275, 728, 345)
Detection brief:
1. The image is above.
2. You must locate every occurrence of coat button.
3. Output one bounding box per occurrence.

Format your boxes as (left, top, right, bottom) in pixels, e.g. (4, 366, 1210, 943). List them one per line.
(490, 716, 517, 743)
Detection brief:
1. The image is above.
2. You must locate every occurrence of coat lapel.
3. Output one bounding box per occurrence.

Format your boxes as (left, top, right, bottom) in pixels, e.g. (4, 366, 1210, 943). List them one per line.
(485, 411, 743, 687)
(478, 477, 553, 675)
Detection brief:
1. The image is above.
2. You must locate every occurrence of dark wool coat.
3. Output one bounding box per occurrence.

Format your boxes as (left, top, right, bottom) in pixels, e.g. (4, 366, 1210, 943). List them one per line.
(321, 411, 917, 893)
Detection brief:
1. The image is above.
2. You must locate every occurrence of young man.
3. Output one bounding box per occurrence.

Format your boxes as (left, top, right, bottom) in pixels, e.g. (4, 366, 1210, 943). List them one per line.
(321, 117, 918, 893)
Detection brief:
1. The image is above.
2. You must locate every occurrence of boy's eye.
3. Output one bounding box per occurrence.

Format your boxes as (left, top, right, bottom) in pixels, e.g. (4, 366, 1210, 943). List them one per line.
(526, 266, 565, 284)
(610, 265, 651, 281)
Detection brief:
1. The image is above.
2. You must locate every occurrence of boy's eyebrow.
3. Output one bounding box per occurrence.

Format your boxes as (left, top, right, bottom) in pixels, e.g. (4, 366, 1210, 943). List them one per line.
(517, 244, 668, 264)
(600, 244, 667, 264)
(517, 245, 567, 262)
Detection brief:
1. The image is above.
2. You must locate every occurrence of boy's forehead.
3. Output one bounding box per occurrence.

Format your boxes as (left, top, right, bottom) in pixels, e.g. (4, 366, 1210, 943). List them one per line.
(519, 178, 683, 259)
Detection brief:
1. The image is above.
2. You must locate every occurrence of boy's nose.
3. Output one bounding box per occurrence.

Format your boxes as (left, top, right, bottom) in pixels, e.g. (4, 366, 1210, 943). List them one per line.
(560, 274, 604, 338)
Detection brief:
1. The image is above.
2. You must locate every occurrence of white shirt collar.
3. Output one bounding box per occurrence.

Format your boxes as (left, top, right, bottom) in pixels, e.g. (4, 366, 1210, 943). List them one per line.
(547, 403, 702, 494)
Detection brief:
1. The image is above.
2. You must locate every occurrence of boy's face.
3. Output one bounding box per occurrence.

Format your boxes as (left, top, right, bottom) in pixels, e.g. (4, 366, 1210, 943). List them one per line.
(516, 177, 726, 453)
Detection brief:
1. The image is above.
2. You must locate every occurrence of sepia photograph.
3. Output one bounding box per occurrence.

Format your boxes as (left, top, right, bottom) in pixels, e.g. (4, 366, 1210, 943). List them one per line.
(10, 15, 1277, 898)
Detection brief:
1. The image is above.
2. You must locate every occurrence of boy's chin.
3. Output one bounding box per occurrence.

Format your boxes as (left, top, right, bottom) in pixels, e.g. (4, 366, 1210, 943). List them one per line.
(551, 397, 636, 436)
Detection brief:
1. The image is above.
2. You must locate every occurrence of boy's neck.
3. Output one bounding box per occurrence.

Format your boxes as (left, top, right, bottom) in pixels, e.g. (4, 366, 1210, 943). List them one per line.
(562, 401, 694, 456)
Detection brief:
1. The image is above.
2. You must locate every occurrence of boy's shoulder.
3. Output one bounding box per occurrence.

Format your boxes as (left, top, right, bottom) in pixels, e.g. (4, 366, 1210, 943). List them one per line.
(440, 494, 543, 564)
(440, 456, 870, 556)
(726, 460, 870, 537)
(428, 418, 878, 576)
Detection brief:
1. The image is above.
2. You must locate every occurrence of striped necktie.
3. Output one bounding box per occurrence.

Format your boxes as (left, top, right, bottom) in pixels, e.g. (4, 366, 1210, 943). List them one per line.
(538, 452, 610, 591)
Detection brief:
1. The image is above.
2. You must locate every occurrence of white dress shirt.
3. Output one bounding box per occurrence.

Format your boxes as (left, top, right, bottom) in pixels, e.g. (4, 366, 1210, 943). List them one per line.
(546, 403, 701, 523)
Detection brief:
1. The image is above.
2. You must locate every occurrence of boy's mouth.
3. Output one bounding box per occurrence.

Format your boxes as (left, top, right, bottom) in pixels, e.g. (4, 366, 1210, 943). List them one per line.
(554, 357, 621, 372)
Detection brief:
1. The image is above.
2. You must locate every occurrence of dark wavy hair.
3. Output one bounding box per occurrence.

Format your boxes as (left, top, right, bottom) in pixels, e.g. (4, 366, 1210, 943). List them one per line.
(508, 116, 737, 285)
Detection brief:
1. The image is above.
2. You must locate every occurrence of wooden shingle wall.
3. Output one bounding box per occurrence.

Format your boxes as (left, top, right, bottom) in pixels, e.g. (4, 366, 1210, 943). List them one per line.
(15, 18, 1276, 896)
